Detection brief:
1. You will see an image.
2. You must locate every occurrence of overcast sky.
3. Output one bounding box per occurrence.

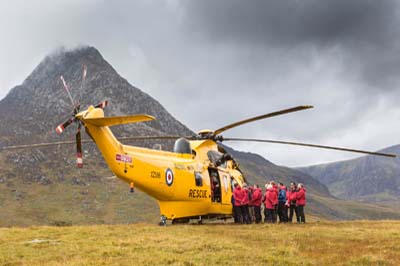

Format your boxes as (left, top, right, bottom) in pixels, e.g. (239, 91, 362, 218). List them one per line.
(1, 0, 400, 167)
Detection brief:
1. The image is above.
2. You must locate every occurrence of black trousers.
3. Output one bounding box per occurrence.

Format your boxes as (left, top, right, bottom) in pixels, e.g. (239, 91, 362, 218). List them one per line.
(278, 202, 288, 223)
(297, 205, 306, 223)
(254, 205, 261, 223)
(272, 205, 278, 223)
(265, 208, 275, 223)
(234, 205, 242, 223)
(240, 205, 251, 224)
(263, 206, 268, 223)
(289, 204, 298, 223)
(249, 205, 255, 222)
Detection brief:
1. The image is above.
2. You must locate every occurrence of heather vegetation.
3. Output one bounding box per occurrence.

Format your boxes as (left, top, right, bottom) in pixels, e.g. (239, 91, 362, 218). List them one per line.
(1, 221, 399, 266)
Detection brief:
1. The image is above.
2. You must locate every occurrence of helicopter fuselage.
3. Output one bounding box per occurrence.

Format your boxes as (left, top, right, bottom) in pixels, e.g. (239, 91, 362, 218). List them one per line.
(82, 107, 244, 221)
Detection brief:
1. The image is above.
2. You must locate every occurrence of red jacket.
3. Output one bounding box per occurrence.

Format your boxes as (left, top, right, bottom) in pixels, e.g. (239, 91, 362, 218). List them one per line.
(242, 188, 250, 205)
(264, 188, 277, 209)
(272, 185, 278, 206)
(288, 190, 297, 205)
(233, 186, 244, 206)
(251, 188, 262, 206)
(296, 188, 306, 206)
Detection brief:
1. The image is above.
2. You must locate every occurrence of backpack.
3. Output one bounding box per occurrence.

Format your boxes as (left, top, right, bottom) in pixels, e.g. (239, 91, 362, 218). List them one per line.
(278, 189, 286, 202)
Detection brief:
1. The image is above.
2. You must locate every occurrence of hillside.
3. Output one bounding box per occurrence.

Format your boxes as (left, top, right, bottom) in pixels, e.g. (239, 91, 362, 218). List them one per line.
(299, 145, 400, 203)
(1, 221, 400, 266)
(1, 46, 400, 227)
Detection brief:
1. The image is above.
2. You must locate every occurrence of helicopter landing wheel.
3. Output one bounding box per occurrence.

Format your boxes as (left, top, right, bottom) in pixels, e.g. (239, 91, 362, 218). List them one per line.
(159, 215, 167, 226)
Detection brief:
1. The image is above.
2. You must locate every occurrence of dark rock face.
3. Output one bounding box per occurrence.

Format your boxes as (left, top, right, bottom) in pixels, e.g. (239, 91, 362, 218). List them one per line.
(0, 46, 193, 147)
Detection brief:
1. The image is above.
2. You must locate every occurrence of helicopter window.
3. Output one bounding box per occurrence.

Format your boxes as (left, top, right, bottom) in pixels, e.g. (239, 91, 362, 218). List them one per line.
(173, 138, 191, 154)
(194, 172, 203, 187)
(207, 150, 223, 164)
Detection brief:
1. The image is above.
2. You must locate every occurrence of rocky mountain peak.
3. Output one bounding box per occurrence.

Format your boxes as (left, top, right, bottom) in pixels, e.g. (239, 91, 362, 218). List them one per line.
(0, 46, 192, 145)
(29, 47, 109, 85)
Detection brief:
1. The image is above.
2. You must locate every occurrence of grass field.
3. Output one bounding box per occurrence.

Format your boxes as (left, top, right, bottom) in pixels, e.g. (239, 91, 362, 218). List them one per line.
(1, 221, 400, 266)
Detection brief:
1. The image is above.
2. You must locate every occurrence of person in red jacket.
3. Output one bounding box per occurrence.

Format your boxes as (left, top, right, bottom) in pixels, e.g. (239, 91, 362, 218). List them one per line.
(233, 183, 244, 223)
(262, 184, 268, 223)
(241, 184, 251, 224)
(270, 181, 278, 223)
(251, 184, 262, 223)
(264, 184, 277, 223)
(296, 183, 306, 223)
(287, 182, 298, 223)
(247, 185, 255, 223)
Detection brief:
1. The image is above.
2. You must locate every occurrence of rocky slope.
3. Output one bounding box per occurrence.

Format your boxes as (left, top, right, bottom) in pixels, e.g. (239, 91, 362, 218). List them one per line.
(299, 145, 400, 203)
(0, 46, 192, 147)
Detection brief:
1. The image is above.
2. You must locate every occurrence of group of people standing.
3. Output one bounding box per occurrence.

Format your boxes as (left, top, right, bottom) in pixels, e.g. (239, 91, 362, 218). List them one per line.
(232, 181, 306, 224)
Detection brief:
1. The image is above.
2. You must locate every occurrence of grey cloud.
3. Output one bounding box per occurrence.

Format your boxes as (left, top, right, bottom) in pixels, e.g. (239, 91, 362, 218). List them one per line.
(1, 0, 400, 166)
(180, 0, 400, 91)
(181, 0, 397, 47)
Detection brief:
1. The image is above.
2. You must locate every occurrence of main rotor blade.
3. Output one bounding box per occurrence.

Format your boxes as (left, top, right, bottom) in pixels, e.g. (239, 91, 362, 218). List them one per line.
(0, 136, 183, 151)
(213, 105, 313, 136)
(223, 138, 396, 158)
(1, 140, 81, 150)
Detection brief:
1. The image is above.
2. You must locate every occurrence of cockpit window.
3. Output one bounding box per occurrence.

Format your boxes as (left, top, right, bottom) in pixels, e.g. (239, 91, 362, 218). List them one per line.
(173, 138, 191, 154)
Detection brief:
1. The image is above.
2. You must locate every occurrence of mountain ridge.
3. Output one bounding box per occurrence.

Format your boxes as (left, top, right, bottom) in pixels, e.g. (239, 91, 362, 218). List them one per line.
(299, 144, 400, 203)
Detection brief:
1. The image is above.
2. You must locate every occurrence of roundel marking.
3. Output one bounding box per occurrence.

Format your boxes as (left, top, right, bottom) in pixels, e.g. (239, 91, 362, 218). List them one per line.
(165, 168, 174, 186)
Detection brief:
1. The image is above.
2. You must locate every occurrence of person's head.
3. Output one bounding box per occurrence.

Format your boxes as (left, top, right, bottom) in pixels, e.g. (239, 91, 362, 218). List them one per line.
(265, 183, 269, 189)
(243, 182, 247, 188)
(298, 183, 303, 189)
(290, 182, 296, 190)
(234, 183, 238, 188)
(277, 183, 281, 190)
(254, 184, 259, 189)
(270, 181, 276, 186)
(266, 184, 272, 190)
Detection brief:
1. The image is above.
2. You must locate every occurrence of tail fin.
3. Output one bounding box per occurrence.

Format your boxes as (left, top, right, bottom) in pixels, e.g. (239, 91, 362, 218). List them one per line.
(83, 115, 155, 127)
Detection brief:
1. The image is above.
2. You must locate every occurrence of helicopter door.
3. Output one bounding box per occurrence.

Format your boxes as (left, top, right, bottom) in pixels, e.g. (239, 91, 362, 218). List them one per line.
(208, 169, 221, 203)
(219, 173, 231, 205)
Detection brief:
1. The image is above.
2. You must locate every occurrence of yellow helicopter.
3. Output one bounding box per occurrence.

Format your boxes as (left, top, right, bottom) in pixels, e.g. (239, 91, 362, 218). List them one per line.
(2, 68, 396, 225)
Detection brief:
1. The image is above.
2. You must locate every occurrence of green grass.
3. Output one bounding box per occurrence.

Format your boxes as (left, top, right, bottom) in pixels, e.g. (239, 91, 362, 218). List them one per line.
(1, 221, 400, 266)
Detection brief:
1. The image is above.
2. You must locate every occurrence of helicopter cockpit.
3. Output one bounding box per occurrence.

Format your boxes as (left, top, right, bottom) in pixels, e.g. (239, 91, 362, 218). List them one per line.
(207, 150, 235, 168)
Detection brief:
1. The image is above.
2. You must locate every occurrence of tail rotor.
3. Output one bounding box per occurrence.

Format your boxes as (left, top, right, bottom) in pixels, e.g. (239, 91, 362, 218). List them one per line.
(56, 66, 108, 168)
